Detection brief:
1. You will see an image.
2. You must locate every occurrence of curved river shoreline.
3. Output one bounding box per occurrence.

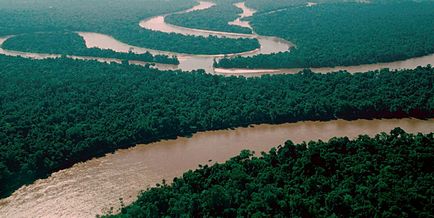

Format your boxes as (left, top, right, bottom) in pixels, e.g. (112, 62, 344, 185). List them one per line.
(0, 36, 179, 71)
(0, 118, 433, 217)
(0, 2, 433, 218)
(1, 1, 433, 75)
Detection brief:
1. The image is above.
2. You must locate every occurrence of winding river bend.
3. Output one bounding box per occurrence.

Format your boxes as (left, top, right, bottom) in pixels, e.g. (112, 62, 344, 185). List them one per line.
(1, 1, 433, 75)
(0, 118, 433, 217)
(0, 36, 178, 71)
(0, 2, 434, 217)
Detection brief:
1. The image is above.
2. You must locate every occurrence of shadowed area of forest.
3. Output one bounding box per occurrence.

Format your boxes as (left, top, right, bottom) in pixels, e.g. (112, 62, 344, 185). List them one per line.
(0, 54, 433, 198)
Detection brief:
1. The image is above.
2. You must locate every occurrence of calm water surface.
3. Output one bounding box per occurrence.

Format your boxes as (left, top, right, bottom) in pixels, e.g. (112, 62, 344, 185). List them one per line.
(0, 2, 433, 218)
(229, 2, 256, 29)
(1, 1, 433, 75)
(0, 118, 432, 218)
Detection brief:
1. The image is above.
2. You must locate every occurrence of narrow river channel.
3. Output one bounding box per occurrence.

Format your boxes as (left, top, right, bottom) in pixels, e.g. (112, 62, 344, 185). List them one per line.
(0, 118, 433, 217)
(1, 1, 432, 75)
(0, 1, 433, 218)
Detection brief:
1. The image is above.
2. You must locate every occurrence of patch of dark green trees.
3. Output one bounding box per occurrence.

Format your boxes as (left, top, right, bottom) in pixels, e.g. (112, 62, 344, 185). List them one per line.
(0, 54, 433, 198)
(111, 129, 434, 217)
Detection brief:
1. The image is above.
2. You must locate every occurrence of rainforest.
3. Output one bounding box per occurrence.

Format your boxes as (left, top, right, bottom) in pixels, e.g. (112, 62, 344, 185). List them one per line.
(0, 54, 433, 198)
(0, 0, 433, 217)
(2, 32, 179, 64)
(111, 129, 434, 217)
(215, 1, 434, 68)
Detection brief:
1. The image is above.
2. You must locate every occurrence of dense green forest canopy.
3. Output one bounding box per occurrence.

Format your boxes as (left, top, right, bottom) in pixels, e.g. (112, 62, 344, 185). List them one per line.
(0, 0, 193, 35)
(243, 0, 429, 12)
(166, 0, 253, 34)
(245, 0, 307, 12)
(0, 54, 433, 198)
(216, 1, 434, 68)
(110, 130, 434, 217)
(0, 0, 259, 54)
(1, 32, 179, 64)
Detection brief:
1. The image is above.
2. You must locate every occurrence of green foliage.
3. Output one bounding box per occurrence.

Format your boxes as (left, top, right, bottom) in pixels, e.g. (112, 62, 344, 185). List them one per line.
(244, 0, 389, 12)
(0, 0, 259, 55)
(216, 1, 434, 68)
(0, 0, 194, 35)
(166, 0, 253, 34)
(0, 55, 433, 197)
(245, 0, 308, 12)
(110, 130, 434, 217)
(2, 32, 179, 64)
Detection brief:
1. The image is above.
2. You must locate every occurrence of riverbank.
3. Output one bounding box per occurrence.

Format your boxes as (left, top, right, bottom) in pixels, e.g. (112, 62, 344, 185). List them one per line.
(1, 118, 433, 217)
(1, 1, 433, 75)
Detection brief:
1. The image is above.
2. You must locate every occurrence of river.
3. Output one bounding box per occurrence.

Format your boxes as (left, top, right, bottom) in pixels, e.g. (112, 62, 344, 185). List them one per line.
(0, 2, 433, 217)
(229, 2, 257, 29)
(0, 36, 178, 71)
(71, 1, 434, 74)
(0, 118, 433, 217)
(0, 1, 433, 75)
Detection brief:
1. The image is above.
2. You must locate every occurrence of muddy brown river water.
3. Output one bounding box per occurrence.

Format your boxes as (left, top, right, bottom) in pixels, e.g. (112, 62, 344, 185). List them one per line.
(229, 2, 257, 29)
(0, 2, 433, 217)
(0, 118, 433, 217)
(1, 1, 433, 75)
